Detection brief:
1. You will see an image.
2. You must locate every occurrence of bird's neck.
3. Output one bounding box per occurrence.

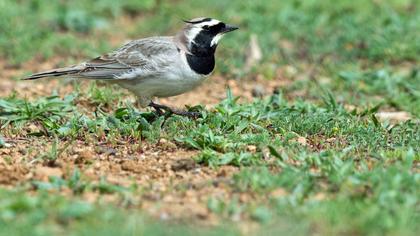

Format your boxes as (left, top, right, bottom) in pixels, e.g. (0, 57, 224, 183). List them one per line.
(190, 42, 216, 57)
(186, 53, 215, 75)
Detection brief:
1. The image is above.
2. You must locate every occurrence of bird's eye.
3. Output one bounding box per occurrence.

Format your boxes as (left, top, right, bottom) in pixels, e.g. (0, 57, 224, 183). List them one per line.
(202, 25, 210, 30)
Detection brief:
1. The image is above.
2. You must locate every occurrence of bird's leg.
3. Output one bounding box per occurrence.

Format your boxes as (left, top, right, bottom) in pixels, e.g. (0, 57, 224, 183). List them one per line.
(148, 101, 200, 118)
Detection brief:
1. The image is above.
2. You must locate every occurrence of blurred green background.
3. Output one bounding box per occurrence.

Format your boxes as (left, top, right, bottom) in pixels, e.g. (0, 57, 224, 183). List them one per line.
(1, 0, 419, 116)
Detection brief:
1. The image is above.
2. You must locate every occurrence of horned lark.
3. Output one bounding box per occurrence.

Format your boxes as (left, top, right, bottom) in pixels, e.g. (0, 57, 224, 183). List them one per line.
(24, 17, 238, 117)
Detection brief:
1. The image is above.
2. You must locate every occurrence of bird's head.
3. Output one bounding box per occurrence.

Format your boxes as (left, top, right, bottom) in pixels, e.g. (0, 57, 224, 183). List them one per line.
(176, 17, 238, 56)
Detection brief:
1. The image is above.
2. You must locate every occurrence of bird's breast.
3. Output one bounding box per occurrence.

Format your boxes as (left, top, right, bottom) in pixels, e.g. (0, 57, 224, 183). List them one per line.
(118, 50, 211, 98)
(152, 60, 206, 97)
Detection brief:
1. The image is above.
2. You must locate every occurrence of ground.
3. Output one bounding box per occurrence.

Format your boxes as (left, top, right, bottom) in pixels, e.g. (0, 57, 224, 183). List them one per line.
(0, 61, 285, 231)
(0, 0, 419, 235)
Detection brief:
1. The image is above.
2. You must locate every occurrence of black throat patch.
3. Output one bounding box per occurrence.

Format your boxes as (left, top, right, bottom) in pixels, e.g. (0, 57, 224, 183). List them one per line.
(186, 54, 215, 75)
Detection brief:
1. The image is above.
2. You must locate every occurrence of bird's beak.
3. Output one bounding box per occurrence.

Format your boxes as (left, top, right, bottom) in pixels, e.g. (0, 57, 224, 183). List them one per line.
(221, 24, 239, 33)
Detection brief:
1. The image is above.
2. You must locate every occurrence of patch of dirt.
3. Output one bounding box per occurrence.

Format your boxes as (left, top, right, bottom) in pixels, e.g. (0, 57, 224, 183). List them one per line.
(0, 57, 75, 98)
(0, 162, 29, 185)
(0, 137, 251, 224)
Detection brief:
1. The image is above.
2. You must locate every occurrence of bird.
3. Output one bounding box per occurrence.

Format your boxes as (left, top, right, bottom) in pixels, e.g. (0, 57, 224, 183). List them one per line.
(23, 17, 238, 117)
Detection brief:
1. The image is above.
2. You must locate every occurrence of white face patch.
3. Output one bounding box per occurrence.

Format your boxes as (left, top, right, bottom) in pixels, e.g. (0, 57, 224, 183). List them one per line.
(185, 27, 202, 43)
(211, 33, 224, 46)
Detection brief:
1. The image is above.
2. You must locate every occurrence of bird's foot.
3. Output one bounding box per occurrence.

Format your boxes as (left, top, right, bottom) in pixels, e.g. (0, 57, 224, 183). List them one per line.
(148, 102, 200, 118)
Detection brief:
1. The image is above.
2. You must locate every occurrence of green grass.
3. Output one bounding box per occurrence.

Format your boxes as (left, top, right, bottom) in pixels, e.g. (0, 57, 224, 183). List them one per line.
(1, 90, 419, 235)
(0, 188, 238, 236)
(1, 0, 420, 235)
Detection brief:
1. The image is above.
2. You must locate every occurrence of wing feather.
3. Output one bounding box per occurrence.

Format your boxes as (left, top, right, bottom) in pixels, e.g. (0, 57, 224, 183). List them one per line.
(78, 37, 176, 80)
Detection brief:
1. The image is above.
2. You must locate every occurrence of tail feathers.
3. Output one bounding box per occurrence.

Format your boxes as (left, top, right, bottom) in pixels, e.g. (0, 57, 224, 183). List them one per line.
(22, 67, 81, 80)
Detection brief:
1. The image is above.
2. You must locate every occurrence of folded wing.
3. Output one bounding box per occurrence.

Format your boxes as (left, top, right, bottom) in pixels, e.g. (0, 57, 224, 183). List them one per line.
(23, 37, 176, 81)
